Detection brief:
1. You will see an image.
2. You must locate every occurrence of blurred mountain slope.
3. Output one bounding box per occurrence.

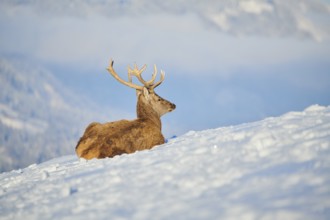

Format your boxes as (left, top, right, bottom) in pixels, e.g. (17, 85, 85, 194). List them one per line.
(0, 58, 106, 172)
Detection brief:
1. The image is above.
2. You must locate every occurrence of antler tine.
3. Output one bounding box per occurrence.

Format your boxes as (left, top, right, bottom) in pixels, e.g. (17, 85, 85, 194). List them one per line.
(148, 64, 158, 85)
(151, 69, 165, 90)
(127, 64, 145, 83)
(140, 64, 157, 87)
(107, 59, 143, 90)
(127, 65, 134, 83)
(128, 64, 156, 88)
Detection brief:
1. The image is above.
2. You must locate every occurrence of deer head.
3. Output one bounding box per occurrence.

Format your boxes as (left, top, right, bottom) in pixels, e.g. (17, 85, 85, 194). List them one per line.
(107, 59, 176, 118)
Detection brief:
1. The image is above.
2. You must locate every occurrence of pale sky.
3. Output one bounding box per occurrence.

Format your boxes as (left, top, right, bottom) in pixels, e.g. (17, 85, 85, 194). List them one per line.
(1, 0, 330, 136)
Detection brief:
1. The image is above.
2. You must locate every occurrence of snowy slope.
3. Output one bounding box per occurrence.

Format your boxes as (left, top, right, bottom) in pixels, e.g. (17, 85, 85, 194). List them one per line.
(0, 105, 329, 220)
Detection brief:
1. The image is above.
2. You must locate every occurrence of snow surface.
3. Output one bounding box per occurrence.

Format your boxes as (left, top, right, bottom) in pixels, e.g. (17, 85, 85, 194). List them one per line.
(0, 105, 330, 220)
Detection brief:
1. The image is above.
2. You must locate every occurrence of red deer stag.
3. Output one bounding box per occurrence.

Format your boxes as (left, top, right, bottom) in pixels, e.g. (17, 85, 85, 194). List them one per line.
(75, 59, 176, 160)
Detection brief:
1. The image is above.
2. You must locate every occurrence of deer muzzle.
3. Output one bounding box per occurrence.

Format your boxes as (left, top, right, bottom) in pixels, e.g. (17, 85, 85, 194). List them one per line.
(169, 103, 176, 112)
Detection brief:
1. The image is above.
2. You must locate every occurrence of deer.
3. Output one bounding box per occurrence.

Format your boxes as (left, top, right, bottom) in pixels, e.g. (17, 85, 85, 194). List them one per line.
(75, 59, 176, 160)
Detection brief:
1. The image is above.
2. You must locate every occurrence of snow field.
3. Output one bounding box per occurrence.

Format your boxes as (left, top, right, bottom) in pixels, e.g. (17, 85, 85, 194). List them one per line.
(0, 105, 329, 220)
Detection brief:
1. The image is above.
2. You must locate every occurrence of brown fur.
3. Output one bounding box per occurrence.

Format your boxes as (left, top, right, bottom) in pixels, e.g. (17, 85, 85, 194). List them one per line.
(75, 88, 175, 160)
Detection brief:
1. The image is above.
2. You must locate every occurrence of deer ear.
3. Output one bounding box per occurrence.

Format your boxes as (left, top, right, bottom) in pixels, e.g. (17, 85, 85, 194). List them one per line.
(143, 87, 150, 100)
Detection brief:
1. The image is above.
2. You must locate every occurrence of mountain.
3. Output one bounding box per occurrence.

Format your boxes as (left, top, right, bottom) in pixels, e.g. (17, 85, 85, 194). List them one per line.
(0, 105, 329, 219)
(0, 58, 106, 172)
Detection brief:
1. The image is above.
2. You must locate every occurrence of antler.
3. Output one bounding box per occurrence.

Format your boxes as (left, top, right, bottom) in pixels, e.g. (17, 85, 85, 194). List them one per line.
(128, 64, 165, 90)
(107, 59, 165, 90)
(107, 59, 143, 90)
(150, 68, 165, 90)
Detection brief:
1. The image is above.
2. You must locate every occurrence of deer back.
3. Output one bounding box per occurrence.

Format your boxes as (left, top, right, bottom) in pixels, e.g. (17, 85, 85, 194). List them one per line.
(76, 118, 165, 159)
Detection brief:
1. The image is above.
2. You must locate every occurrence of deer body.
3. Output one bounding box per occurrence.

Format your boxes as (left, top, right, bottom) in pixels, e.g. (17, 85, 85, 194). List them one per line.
(75, 60, 175, 160)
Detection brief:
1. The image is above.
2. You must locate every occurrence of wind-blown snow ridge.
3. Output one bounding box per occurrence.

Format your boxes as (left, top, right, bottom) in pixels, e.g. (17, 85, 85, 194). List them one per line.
(0, 105, 330, 220)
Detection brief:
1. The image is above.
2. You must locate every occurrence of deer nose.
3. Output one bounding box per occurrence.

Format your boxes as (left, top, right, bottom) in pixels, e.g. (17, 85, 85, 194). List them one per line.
(171, 103, 176, 110)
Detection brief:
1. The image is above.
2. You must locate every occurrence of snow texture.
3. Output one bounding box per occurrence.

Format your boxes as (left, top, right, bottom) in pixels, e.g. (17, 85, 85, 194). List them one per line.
(0, 105, 329, 220)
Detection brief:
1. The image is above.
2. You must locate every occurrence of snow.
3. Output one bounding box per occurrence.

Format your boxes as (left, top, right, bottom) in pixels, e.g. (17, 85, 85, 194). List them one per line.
(0, 104, 329, 220)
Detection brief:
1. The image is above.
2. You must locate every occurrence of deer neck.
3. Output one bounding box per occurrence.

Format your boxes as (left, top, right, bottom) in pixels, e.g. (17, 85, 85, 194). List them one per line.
(136, 96, 162, 129)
